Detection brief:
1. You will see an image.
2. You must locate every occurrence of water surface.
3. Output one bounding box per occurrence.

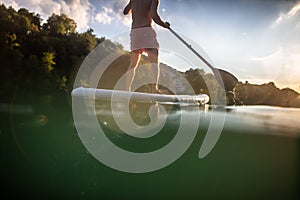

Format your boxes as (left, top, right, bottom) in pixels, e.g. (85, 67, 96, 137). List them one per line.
(1, 95, 299, 199)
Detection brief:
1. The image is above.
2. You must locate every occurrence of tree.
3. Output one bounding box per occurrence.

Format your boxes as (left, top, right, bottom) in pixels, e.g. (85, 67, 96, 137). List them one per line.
(17, 8, 42, 34)
(43, 14, 77, 35)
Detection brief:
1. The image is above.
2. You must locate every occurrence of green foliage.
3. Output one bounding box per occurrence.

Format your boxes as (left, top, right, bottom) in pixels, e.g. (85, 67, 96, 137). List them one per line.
(0, 5, 101, 95)
(42, 52, 56, 73)
(58, 75, 68, 91)
(43, 13, 76, 35)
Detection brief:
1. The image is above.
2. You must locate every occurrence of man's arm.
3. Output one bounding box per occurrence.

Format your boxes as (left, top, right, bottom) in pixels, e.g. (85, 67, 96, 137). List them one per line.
(150, 0, 169, 28)
(123, 1, 132, 15)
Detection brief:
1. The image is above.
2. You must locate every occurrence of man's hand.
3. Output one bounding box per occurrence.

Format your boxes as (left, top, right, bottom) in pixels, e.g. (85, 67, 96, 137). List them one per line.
(123, 1, 132, 15)
(164, 22, 170, 29)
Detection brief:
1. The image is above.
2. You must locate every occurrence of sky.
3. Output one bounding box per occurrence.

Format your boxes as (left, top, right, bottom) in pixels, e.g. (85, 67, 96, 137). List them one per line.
(1, 0, 300, 92)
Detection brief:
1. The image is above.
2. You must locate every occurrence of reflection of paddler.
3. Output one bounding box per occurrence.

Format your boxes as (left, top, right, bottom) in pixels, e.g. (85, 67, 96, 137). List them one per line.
(129, 101, 162, 126)
(96, 100, 170, 134)
(123, 0, 170, 93)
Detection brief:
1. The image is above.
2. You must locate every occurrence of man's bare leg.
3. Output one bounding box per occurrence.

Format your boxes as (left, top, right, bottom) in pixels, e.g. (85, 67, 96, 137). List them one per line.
(147, 49, 160, 93)
(126, 51, 141, 91)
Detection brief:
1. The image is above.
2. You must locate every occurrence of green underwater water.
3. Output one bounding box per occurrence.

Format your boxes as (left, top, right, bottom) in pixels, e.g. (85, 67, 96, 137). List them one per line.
(1, 94, 299, 199)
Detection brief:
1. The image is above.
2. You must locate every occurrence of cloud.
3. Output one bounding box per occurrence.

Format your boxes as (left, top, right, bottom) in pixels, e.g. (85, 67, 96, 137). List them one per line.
(0, 0, 19, 8)
(94, 0, 131, 26)
(0, 0, 161, 29)
(272, 1, 300, 27)
(61, 0, 93, 31)
(95, 6, 114, 24)
(244, 1, 300, 91)
(0, 0, 94, 32)
(287, 1, 300, 17)
(270, 1, 300, 50)
(267, 1, 300, 91)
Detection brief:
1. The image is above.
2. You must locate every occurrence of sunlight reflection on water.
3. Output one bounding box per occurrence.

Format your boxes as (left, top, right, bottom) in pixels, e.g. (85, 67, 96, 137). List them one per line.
(93, 101, 300, 138)
(224, 106, 300, 137)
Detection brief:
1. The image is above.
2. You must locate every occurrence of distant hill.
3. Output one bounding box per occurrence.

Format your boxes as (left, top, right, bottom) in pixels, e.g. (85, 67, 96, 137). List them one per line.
(233, 82, 300, 108)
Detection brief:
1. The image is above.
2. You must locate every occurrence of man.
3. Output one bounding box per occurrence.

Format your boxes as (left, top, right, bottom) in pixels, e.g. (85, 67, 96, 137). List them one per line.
(123, 0, 170, 93)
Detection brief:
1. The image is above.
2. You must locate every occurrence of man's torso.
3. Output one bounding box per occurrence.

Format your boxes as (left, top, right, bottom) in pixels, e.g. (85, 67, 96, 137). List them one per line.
(131, 0, 153, 28)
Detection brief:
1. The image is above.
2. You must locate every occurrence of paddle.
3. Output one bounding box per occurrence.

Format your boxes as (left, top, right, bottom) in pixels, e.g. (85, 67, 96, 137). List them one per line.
(169, 28, 238, 92)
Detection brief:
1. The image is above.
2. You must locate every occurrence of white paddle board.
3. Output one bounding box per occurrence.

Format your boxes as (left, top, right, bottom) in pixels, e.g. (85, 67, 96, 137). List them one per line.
(72, 87, 209, 105)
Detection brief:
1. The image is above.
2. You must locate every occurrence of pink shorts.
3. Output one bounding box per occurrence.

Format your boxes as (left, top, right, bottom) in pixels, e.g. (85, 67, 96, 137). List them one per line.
(130, 27, 159, 51)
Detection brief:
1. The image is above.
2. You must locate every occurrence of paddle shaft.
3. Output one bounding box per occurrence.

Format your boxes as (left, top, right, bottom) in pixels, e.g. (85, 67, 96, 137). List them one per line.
(169, 28, 229, 89)
(169, 28, 216, 71)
